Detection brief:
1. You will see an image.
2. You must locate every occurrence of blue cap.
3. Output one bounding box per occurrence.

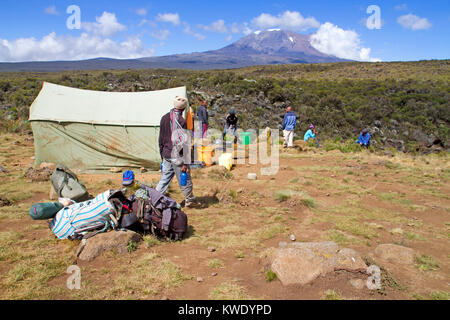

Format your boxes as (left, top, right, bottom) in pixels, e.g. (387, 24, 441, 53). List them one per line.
(122, 170, 135, 186)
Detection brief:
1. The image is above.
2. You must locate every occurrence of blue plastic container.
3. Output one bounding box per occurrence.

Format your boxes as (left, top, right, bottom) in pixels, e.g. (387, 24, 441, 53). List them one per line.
(180, 172, 188, 186)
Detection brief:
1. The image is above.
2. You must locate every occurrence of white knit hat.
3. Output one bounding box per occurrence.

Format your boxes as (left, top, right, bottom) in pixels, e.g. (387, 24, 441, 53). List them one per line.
(174, 96, 187, 110)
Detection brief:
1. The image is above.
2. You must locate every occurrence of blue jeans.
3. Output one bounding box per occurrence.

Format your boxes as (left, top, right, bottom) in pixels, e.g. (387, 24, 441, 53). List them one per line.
(156, 159, 195, 202)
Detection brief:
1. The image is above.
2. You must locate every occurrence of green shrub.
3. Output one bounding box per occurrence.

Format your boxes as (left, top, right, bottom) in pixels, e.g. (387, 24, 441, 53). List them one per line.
(265, 270, 277, 282)
(415, 255, 440, 271)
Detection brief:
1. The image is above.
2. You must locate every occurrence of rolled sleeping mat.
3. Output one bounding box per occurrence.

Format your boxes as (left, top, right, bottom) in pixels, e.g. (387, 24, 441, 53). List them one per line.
(29, 202, 64, 220)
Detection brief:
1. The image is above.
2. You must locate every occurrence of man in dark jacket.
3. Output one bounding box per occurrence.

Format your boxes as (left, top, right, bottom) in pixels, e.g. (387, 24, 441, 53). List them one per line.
(222, 108, 239, 145)
(156, 96, 197, 208)
(197, 100, 208, 139)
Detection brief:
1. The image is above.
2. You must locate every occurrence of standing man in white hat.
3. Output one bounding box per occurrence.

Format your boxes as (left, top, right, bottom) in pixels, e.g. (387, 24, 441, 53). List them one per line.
(156, 96, 197, 208)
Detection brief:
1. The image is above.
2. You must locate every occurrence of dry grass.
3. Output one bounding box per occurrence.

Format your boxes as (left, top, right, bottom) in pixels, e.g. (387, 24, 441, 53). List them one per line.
(210, 280, 253, 300)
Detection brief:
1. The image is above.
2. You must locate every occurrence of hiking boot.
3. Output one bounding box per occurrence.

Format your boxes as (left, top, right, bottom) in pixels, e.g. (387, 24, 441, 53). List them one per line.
(185, 197, 198, 208)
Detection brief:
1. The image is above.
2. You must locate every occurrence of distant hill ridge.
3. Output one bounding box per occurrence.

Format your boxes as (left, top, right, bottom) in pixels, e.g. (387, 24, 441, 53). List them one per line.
(0, 30, 348, 72)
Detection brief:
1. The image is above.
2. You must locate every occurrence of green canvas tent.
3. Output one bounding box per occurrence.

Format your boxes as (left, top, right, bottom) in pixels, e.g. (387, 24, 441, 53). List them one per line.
(29, 82, 189, 172)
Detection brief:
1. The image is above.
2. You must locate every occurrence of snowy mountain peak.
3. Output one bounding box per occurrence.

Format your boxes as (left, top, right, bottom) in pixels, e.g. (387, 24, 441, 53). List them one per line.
(216, 29, 331, 58)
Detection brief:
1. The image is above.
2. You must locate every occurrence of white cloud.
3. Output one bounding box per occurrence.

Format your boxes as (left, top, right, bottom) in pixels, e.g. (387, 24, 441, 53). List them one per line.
(135, 8, 147, 16)
(225, 35, 233, 42)
(83, 12, 126, 37)
(310, 22, 381, 62)
(45, 5, 59, 15)
(138, 19, 157, 28)
(0, 32, 154, 62)
(156, 13, 181, 26)
(251, 11, 320, 31)
(201, 20, 228, 33)
(151, 30, 171, 41)
(183, 23, 206, 40)
(230, 22, 253, 35)
(230, 23, 240, 34)
(0, 11, 158, 62)
(397, 14, 432, 30)
(242, 23, 253, 35)
(395, 4, 408, 11)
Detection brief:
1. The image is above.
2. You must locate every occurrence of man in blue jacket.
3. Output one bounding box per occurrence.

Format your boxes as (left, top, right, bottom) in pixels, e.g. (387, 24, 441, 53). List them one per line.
(356, 129, 371, 149)
(282, 107, 297, 148)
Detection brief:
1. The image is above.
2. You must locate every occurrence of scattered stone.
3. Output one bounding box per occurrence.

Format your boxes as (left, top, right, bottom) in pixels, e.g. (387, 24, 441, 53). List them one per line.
(374, 244, 415, 265)
(77, 230, 142, 262)
(24, 167, 53, 182)
(369, 222, 384, 230)
(140, 167, 148, 173)
(289, 234, 296, 242)
(236, 188, 244, 193)
(0, 164, 7, 173)
(196, 277, 204, 283)
(390, 228, 404, 235)
(161, 296, 169, 300)
(350, 278, 366, 290)
(208, 247, 216, 252)
(211, 272, 218, 277)
(384, 151, 395, 158)
(326, 193, 331, 197)
(272, 242, 366, 286)
(0, 196, 11, 207)
(247, 173, 257, 180)
(30, 156, 36, 160)
(110, 167, 122, 173)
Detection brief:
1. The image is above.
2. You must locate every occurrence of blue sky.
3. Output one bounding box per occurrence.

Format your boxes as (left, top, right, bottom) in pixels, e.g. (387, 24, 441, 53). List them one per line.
(0, 0, 448, 62)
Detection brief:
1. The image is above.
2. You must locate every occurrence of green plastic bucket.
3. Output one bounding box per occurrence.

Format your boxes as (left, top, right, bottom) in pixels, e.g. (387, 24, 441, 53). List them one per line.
(241, 132, 252, 145)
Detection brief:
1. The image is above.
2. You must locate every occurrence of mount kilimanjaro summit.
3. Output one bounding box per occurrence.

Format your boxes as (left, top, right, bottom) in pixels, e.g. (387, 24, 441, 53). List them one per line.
(0, 30, 349, 72)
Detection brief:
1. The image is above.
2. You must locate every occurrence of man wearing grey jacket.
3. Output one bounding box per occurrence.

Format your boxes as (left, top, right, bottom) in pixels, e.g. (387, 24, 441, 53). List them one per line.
(156, 96, 197, 208)
(197, 100, 208, 139)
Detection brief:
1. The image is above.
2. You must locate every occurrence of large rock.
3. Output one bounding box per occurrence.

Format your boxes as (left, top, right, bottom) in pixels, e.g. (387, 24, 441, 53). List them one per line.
(385, 139, 405, 153)
(78, 231, 142, 262)
(333, 248, 367, 272)
(272, 242, 366, 286)
(374, 244, 415, 265)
